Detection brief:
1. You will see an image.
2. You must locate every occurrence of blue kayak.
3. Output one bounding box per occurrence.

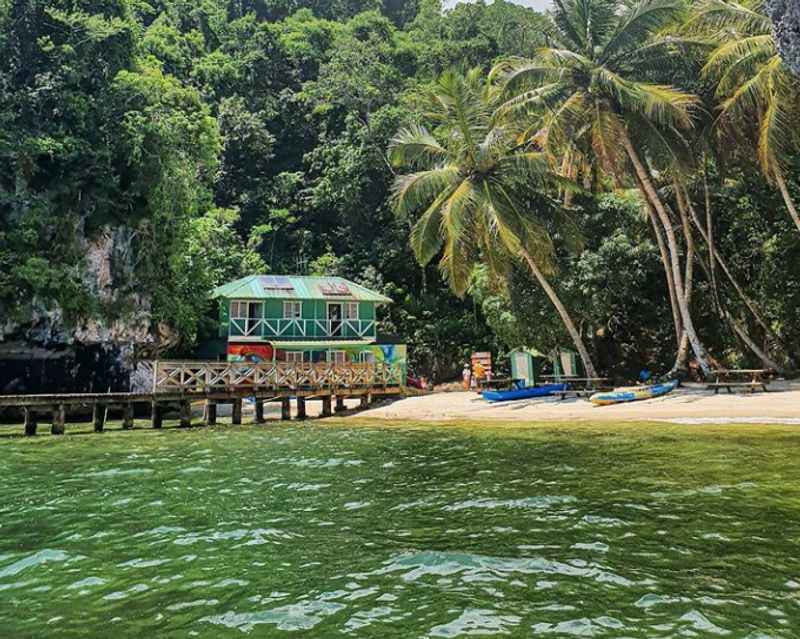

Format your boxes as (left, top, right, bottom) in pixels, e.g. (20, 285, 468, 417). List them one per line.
(482, 384, 567, 403)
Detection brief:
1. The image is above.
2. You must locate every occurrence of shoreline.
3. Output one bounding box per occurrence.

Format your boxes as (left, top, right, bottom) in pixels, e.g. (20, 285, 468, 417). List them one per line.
(358, 385, 800, 424)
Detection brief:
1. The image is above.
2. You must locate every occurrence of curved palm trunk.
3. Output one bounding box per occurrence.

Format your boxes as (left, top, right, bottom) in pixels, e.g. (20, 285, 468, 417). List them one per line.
(520, 249, 598, 379)
(621, 133, 713, 376)
(639, 178, 683, 349)
(775, 172, 800, 233)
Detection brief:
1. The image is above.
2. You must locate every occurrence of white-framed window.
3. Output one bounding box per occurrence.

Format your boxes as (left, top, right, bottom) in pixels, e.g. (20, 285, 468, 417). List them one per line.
(230, 300, 263, 335)
(285, 351, 305, 363)
(328, 350, 347, 365)
(358, 350, 375, 364)
(283, 301, 302, 319)
(343, 302, 359, 320)
(230, 300, 263, 319)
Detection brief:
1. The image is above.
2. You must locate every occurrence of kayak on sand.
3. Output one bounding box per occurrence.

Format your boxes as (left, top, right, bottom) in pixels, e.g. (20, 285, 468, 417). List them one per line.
(482, 384, 567, 403)
(590, 379, 679, 406)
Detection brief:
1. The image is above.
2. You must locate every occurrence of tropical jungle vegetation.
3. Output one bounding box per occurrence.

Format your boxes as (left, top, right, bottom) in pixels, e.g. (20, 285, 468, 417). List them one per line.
(1, 0, 799, 382)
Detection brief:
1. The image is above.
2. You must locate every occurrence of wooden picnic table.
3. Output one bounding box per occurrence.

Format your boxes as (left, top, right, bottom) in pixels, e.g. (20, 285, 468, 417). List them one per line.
(541, 376, 611, 400)
(706, 369, 775, 394)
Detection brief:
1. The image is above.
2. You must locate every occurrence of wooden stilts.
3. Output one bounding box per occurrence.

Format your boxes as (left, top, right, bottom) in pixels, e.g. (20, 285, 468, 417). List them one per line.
(321, 395, 332, 417)
(122, 402, 134, 430)
(51, 404, 65, 435)
(180, 400, 191, 427)
(360, 394, 370, 409)
(151, 401, 163, 429)
(255, 399, 265, 423)
(93, 403, 105, 433)
(281, 398, 291, 421)
(206, 401, 217, 426)
(296, 397, 307, 420)
(335, 396, 346, 412)
(232, 398, 242, 425)
(24, 408, 38, 436)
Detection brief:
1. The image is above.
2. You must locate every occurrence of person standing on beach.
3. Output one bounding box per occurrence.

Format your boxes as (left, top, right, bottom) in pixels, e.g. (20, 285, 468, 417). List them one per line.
(462, 363, 472, 390)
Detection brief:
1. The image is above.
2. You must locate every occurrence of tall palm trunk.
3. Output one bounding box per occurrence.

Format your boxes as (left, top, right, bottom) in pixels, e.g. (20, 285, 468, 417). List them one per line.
(620, 132, 713, 376)
(775, 171, 800, 233)
(674, 182, 696, 371)
(641, 186, 683, 349)
(520, 248, 598, 379)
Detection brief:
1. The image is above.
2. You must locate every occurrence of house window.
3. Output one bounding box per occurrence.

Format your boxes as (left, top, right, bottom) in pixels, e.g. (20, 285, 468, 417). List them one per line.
(230, 300, 263, 336)
(283, 301, 302, 319)
(285, 351, 305, 363)
(343, 303, 359, 320)
(328, 351, 347, 365)
(358, 351, 375, 364)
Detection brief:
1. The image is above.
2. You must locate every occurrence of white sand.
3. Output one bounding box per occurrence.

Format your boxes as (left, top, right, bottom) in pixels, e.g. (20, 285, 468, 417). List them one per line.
(359, 384, 800, 423)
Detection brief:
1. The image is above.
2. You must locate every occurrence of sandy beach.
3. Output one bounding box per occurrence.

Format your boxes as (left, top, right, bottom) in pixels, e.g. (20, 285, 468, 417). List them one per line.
(360, 383, 800, 424)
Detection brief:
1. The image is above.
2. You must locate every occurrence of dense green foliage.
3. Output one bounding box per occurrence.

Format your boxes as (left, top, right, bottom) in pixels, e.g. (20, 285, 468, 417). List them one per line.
(1, 0, 798, 380)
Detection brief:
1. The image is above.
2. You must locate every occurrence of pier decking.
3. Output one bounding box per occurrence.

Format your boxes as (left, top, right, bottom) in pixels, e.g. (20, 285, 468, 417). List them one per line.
(0, 360, 404, 435)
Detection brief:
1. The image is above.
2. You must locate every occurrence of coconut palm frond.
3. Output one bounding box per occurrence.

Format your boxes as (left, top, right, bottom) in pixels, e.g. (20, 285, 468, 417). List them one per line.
(684, 0, 771, 36)
(409, 189, 451, 266)
(388, 125, 448, 169)
(390, 165, 460, 218)
(601, 0, 686, 62)
(594, 67, 699, 129)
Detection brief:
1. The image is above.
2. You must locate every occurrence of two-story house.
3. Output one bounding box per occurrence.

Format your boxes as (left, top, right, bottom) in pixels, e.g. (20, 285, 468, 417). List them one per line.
(211, 275, 406, 373)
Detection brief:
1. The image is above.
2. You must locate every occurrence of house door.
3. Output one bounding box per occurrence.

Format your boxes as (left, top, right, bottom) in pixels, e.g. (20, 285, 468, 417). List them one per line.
(327, 303, 342, 337)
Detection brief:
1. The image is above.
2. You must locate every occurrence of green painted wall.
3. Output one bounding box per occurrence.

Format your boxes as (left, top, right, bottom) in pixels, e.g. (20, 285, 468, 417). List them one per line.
(223, 298, 379, 339)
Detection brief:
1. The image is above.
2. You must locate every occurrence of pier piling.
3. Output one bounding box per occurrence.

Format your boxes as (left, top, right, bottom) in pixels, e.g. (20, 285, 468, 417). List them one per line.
(296, 397, 307, 420)
(122, 402, 134, 430)
(206, 401, 217, 426)
(179, 401, 192, 427)
(151, 402, 163, 429)
(335, 396, 346, 413)
(93, 404, 105, 433)
(52, 404, 66, 435)
(321, 395, 332, 417)
(255, 400, 265, 423)
(281, 398, 291, 421)
(24, 408, 37, 436)
(232, 398, 242, 425)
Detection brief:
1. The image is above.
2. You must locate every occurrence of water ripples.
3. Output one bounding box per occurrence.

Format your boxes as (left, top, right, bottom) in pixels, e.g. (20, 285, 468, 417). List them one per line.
(1, 425, 799, 637)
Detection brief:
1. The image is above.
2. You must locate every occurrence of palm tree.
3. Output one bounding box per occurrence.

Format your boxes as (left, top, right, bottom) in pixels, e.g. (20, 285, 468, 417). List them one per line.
(491, 0, 716, 376)
(388, 68, 598, 378)
(687, 0, 800, 231)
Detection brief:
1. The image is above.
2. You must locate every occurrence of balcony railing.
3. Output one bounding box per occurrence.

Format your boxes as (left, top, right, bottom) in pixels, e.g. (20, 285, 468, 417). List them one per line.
(229, 317, 376, 340)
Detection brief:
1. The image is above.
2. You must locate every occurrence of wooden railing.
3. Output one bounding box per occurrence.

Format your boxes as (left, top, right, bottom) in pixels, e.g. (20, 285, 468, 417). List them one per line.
(152, 360, 403, 392)
(229, 318, 376, 339)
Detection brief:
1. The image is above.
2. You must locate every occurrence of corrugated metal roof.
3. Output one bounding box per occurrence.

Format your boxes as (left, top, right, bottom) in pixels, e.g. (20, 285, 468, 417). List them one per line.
(211, 275, 393, 303)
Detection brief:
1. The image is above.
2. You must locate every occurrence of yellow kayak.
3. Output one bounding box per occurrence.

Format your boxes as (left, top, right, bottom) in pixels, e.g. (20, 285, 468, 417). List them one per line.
(590, 380, 679, 406)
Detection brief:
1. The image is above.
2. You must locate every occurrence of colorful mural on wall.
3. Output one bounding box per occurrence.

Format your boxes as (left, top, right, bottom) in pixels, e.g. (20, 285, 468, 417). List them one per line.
(227, 343, 274, 363)
(227, 343, 406, 371)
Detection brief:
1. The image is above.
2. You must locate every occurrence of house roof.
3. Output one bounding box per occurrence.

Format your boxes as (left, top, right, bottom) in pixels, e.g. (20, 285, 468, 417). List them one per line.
(211, 275, 393, 304)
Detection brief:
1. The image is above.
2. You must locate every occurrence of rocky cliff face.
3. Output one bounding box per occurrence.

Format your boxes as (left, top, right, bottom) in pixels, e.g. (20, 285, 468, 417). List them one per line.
(0, 225, 177, 395)
(769, 0, 800, 76)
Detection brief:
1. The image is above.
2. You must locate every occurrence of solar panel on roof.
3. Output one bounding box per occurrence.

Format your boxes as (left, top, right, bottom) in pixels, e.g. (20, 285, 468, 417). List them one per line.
(261, 275, 294, 291)
(320, 281, 351, 296)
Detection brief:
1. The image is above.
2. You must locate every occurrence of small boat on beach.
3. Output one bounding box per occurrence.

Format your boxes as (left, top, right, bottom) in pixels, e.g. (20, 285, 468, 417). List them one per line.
(482, 384, 567, 403)
(590, 379, 679, 406)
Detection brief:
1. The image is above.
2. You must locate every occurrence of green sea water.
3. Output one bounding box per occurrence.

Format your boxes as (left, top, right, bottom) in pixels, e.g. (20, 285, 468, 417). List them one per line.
(1, 421, 800, 638)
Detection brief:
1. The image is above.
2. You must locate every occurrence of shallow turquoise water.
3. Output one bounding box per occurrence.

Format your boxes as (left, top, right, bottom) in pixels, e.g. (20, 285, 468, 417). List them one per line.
(1, 423, 800, 637)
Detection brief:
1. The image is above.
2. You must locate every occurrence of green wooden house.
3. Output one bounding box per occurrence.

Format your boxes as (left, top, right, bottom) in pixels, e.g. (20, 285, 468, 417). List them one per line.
(211, 275, 406, 371)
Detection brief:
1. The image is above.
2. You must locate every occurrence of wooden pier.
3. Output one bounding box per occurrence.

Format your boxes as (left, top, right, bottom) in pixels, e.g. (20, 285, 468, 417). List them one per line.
(0, 360, 404, 436)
